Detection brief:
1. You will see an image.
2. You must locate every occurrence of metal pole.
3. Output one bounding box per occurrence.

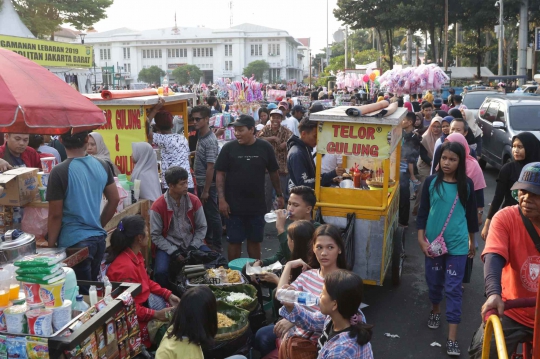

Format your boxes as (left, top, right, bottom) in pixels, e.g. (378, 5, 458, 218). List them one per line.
(309, 54, 312, 89)
(498, 0, 504, 76)
(517, 0, 528, 85)
(326, 0, 329, 70)
(444, 0, 448, 70)
(345, 26, 348, 69)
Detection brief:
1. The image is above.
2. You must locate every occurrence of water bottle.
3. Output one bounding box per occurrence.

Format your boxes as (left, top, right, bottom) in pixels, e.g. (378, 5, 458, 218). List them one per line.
(162, 76, 169, 95)
(73, 295, 90, 314)
(89, 285, 98, 307)
(12, 207, 22, 230)
(276, 289, 319, 306)
(264, 209, 290, 223)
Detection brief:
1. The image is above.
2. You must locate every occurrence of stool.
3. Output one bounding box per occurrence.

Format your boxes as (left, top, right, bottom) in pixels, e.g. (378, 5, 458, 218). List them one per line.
(228, 257, 255, 272)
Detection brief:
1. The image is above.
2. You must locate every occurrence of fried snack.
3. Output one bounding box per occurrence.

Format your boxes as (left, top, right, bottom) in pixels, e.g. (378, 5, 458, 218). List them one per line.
(226, 269, 241, 283)
(217, 313, 235, 328)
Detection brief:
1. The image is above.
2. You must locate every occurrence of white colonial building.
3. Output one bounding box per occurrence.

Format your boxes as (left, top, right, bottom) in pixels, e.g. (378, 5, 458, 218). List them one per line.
(82, 23, 309, 87)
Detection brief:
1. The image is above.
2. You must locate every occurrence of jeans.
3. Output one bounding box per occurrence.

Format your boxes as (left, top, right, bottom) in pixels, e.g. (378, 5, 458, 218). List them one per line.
(69, 235, 106, 294)
(468, 315, 534, 359)
(264, 173, 289, 213)
(425, 254, 467, 324)
(197, 185, 223, 251)
(154, 245, 213, 288)
(399, 171, 410, 226)
(253, 324, 277, 357)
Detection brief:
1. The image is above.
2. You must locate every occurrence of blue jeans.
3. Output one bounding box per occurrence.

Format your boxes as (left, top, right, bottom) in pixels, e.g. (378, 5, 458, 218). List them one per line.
(69, 235, 106, 294)
(154, 245, 213, 288)
(253, 324, 276, 357)
(425, 254, 467, 324)
(197, 185, 223, 251)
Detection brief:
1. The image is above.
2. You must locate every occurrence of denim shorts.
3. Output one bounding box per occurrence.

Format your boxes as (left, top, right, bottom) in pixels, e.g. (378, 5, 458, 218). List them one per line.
(225, 215, 265, 244)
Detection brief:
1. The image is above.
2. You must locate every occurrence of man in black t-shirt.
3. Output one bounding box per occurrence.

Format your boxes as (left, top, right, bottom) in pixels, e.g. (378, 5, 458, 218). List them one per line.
(215, 115, 284, 261)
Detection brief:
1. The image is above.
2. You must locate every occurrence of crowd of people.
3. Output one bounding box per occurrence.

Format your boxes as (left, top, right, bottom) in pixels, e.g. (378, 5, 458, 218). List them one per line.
(3, 82, 540, 359)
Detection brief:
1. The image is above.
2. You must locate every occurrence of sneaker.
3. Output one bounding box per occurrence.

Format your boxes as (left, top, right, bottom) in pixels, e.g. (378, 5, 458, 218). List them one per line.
(446, 339, 461, 356)
(427, 311, 441, 329)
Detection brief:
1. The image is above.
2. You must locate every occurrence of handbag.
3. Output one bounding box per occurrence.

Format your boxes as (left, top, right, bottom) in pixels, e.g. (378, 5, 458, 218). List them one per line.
(425, 194, 459, 257)
(519, 207, 540, 252)
(278, 335, 318, 359)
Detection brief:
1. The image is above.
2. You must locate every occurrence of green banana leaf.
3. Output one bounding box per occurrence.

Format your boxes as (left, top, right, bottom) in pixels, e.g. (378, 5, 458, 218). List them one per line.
(210, 284, 258, 312)
(216, 301, 250, 339)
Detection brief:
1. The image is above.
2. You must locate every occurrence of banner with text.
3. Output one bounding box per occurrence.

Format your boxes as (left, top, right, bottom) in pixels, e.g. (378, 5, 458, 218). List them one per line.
(0, 35, 93, 68)
(95, 105, 147, 176)
(317, 122, 393, 158)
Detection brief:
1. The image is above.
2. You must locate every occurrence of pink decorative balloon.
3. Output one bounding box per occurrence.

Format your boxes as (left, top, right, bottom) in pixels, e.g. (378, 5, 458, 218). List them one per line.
(362, 74, 370, 82)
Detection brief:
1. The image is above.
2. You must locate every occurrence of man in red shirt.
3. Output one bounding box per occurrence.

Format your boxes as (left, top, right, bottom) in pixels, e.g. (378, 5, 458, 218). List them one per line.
(469, 162, 540, 358)
(0, 133, 41, 170)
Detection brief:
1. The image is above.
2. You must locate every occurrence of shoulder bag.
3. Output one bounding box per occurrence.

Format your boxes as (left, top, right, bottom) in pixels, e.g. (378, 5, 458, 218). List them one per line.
(425, 193, 459, 257)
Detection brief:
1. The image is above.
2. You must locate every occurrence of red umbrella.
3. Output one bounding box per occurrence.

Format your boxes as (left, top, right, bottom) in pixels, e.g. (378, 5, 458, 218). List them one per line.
(0, 48, 105, 134)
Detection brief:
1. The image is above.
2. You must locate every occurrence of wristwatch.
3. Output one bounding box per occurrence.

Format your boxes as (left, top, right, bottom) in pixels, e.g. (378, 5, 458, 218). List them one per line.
(478, 210, 484, 214)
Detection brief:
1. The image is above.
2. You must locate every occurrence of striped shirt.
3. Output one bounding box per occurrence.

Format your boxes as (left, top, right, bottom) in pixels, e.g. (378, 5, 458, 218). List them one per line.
(194, 131, 219, 186)
(289, 269, 324, 341)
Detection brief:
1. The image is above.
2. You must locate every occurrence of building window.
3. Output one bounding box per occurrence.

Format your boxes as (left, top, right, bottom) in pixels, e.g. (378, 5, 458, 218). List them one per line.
(277, 44, 280, 55)
(197, 48, 201, 57)
(193, 48, 196, 57)
(225, 60, 232, 71)
(100, 49, 104, 60)
(209, 48, 213, 57)
(205, 48, 209, 57)
(225, 44, 232, 56)
(123, 48, 130, 59)
(142, 50, 146, 59)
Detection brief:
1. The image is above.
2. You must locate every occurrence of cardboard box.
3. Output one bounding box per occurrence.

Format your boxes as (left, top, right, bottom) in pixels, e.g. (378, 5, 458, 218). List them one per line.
(0, 167, 38, 206)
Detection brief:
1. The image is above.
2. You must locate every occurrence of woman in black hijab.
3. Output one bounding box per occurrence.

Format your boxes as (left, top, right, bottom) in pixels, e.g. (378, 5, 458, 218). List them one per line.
(481, 132, 540, 240)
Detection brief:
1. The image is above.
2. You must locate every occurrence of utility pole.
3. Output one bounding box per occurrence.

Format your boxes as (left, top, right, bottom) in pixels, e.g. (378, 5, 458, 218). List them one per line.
(517, 0, 528, 84)
(345, 26, 348, 69)
(497, 0, 504, 76)
(455, 23, 462, 66)
(443, 0, 448, 70)
(407, 29, 413, 65)
(326, 0, 329, 70)
(309, 54, 312, 89)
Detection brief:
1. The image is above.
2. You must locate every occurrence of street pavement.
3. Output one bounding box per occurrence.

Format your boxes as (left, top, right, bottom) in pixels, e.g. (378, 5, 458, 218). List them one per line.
(222, 165, 500, 358)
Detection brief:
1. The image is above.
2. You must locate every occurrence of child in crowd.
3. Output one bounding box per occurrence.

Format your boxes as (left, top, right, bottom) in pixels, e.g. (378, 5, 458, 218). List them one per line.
(416, 141, 478, 356)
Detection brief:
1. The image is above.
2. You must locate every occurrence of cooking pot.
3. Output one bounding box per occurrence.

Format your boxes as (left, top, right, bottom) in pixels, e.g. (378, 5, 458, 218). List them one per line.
(0, 232, 36, 264)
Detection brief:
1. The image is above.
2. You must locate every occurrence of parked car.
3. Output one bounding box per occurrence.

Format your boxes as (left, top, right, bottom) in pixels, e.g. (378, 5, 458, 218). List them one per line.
(514, 84, 538, 93)
(476, 96, 540, 169)
(462, 90, 500, 119)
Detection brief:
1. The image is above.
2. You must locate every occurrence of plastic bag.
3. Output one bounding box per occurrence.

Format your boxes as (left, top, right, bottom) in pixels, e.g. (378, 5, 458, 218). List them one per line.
(21, 207, 48, 238)
(14, 250, 66, 268)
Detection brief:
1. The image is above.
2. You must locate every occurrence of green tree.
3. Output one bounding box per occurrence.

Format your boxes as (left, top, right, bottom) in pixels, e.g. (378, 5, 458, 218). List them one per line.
(12, 0, 113, 38)
(242, 60, 270, 81)
(172, 64, 203, 85)
(138, 66, 166, 85)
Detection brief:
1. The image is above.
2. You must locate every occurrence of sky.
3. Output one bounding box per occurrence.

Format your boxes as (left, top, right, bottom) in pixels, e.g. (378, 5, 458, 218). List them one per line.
(90, 0, 343, 54)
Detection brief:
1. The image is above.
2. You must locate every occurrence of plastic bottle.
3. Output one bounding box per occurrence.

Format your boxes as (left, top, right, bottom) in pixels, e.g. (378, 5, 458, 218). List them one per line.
(162, 76, 169, 96)
(103, 276, 112, 297)
(89, 285, 98, 307)
(264, 209, 290, 223)
(73, 295, 90, 314)
(12, 207, 22, 230)
(276, 289, 319, 306)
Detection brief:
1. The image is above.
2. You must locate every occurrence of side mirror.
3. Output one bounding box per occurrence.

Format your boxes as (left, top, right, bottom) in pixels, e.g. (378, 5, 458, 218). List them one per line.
(493, 121, 506, 129)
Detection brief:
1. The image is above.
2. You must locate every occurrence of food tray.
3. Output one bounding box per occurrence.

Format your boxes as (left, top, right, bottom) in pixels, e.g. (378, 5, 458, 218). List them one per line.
(186, 270, 245, 287)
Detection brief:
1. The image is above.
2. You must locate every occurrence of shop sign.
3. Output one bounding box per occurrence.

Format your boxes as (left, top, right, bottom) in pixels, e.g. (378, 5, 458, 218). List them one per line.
(95, 106, 147, 175)
(317, 122, 392, 158)
(0, 35, 93, 68)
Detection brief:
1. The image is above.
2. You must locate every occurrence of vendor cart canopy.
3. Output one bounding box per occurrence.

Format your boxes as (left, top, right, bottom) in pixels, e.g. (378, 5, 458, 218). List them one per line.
(0, 48, 106, 134)
(447, 67, 495, 79)
(0, 0, 35, 38)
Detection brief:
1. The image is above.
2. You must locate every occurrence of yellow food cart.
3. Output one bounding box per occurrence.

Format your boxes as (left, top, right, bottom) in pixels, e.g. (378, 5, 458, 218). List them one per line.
(309, 106, 406, 285)
(84, 93, 196, 176)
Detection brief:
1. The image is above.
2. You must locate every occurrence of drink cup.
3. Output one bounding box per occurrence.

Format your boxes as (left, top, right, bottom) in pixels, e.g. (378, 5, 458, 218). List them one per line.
(40, 157, 56, 174)
(39, 187, 47, 202)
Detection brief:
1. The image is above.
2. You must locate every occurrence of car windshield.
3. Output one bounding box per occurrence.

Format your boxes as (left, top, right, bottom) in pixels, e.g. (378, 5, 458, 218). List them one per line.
(463, 93, 493, 109)
(509, 106, 540, 131)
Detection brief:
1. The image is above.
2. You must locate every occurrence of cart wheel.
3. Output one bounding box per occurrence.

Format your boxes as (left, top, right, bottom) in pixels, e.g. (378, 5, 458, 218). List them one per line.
(392, 226, 405, 286)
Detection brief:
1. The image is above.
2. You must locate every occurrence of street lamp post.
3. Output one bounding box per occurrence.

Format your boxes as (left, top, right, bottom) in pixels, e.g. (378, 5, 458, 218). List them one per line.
(496, 1, 504, 76)
(79, 32, 86, 44)
(93, 62, 97, 92)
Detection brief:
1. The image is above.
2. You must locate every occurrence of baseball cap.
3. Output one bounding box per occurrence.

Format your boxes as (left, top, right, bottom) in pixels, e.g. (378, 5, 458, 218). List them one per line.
(511, 162, 540, 195)
(433, 98, 443, 106)
(267, 103, 278, 110)
(230, 115, 255, 128)
(270, 109, 284, 117)
(278, 101, 289, 110)
(292, 105, 306, 114)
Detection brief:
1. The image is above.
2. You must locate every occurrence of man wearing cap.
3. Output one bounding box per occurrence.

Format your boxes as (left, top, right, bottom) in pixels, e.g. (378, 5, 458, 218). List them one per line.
(281, 105, 303, 137)
(215, 115, 284, 261)
(267, 103, 278, 111)
(468, 163, 540, 358)
(278, 101, 290, 118)
(433, 98, 449, 117)
(257, 109, 292, 212)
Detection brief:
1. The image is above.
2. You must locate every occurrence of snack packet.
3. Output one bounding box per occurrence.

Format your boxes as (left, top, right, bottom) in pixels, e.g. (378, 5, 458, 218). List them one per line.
(26, 337, 49, 359)
(7, 336, 27, 359)
(14, 251, 66, 268)
(16, 264, 62, 275)
(16, 272, 66, 285)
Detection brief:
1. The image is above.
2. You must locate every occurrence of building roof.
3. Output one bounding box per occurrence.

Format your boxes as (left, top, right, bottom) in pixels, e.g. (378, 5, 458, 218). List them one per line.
(0, 0, 34, 38)
(297, 38, 310, 47)
(85, 27, 140, 38)
(448, 67, 495, 79)
(54, 27, 80, 39)
(228, 23, 286, 33)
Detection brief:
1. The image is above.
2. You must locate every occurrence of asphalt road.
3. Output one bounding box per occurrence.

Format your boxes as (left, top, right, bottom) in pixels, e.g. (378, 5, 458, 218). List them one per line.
(222, 165, 500, 358)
